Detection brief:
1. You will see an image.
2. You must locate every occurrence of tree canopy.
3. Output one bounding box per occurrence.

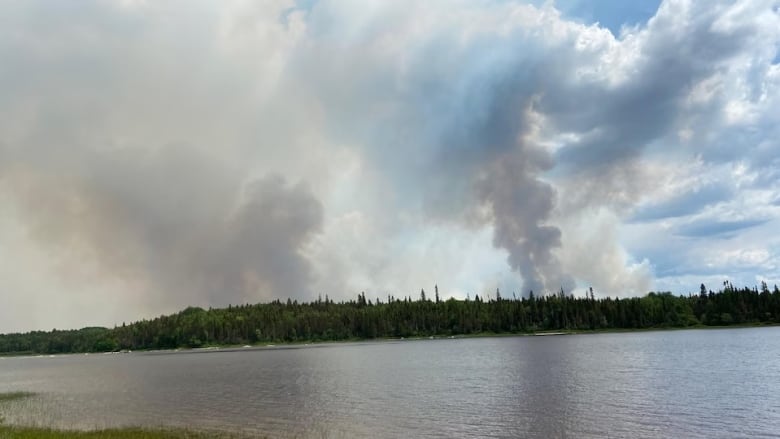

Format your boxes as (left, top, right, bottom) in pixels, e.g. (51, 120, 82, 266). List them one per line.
(2, 283, 779, 355)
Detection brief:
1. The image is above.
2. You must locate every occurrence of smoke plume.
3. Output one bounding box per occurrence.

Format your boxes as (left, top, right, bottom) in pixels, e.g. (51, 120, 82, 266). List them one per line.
(1, 0, 778, 331)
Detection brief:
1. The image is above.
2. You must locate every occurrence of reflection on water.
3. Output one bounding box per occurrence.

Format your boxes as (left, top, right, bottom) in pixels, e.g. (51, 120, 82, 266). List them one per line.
(2, 328, 780, 438)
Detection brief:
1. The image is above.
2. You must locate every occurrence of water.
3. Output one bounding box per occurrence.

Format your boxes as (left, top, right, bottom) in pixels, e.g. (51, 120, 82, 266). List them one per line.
(2, 327, 780, 438)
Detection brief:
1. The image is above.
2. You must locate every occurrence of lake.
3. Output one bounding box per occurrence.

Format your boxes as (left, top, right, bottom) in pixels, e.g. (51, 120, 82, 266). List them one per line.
(1, 327, 780, 438)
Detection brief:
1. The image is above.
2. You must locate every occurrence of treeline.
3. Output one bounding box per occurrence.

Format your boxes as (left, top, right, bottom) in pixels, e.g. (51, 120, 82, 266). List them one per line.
(2, 282, 780, 354)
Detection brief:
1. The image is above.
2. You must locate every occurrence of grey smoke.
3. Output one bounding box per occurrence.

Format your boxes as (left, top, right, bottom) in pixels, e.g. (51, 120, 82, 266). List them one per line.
(478, 153, 575, 294)
(269, 0, 775, 296)
(286, 4, 579, 295)
(1, 0, 778, 332)
(0, 143, 323, 309)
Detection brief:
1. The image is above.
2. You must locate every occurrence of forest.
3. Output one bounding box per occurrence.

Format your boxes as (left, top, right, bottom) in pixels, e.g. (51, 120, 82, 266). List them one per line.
(2, 282, 780, 355)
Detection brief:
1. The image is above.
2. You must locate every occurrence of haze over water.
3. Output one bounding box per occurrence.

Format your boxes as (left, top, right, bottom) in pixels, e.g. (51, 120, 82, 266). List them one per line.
(1, 327, 779, 438)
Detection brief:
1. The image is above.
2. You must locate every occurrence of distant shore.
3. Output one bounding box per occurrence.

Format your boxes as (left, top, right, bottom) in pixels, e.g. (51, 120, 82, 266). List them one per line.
(5, 286, 778, 358)
(4, 322, 779, 360)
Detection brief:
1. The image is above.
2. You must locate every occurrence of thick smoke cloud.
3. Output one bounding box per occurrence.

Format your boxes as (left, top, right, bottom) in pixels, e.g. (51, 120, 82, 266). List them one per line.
(0, 0, 779, 331)
(283, 2, 592, 295)
(0, 143, 323, 310)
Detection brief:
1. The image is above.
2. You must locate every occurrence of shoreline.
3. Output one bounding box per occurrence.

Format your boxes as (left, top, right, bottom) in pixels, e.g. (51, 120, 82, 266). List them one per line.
(2, 322, 778, 359)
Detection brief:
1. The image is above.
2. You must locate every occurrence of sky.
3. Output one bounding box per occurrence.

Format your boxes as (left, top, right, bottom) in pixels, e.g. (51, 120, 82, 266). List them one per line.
(1, 0, 779, 333)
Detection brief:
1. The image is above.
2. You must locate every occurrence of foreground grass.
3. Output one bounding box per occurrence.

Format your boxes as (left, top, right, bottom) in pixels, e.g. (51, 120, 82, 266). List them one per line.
(0, 393, 35, 404)
(0, 392, 242, 439)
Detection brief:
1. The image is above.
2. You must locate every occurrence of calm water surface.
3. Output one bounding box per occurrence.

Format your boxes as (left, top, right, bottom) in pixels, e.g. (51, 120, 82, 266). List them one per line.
(2, 327, 780, 438)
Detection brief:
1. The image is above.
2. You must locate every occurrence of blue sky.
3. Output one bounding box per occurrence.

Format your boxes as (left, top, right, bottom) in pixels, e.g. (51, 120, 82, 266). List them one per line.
(0, 0, 779, 332)
(554, 0, 662, 35)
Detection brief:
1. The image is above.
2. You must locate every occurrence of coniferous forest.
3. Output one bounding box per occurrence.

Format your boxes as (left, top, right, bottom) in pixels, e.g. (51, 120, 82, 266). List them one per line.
(2, 282, 780, 355)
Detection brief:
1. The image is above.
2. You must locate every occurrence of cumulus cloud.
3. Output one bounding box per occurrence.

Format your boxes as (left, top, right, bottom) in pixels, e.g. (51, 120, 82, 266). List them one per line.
(0, 0, 779, 331)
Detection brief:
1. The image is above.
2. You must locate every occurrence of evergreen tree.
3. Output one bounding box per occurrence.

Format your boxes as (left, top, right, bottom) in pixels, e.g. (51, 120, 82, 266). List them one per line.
(2, 283, 778, 355)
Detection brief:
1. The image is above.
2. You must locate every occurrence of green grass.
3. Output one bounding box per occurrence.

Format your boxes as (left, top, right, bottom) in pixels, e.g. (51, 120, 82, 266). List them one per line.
(0, 426, 236, 438)
(0, 392, 244, 438)
(0, 393, 35, 404)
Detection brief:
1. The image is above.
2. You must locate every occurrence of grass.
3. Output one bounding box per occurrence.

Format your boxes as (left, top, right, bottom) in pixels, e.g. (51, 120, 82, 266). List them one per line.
(0, 394, 35, 404)
(0, 392, 244, 439)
